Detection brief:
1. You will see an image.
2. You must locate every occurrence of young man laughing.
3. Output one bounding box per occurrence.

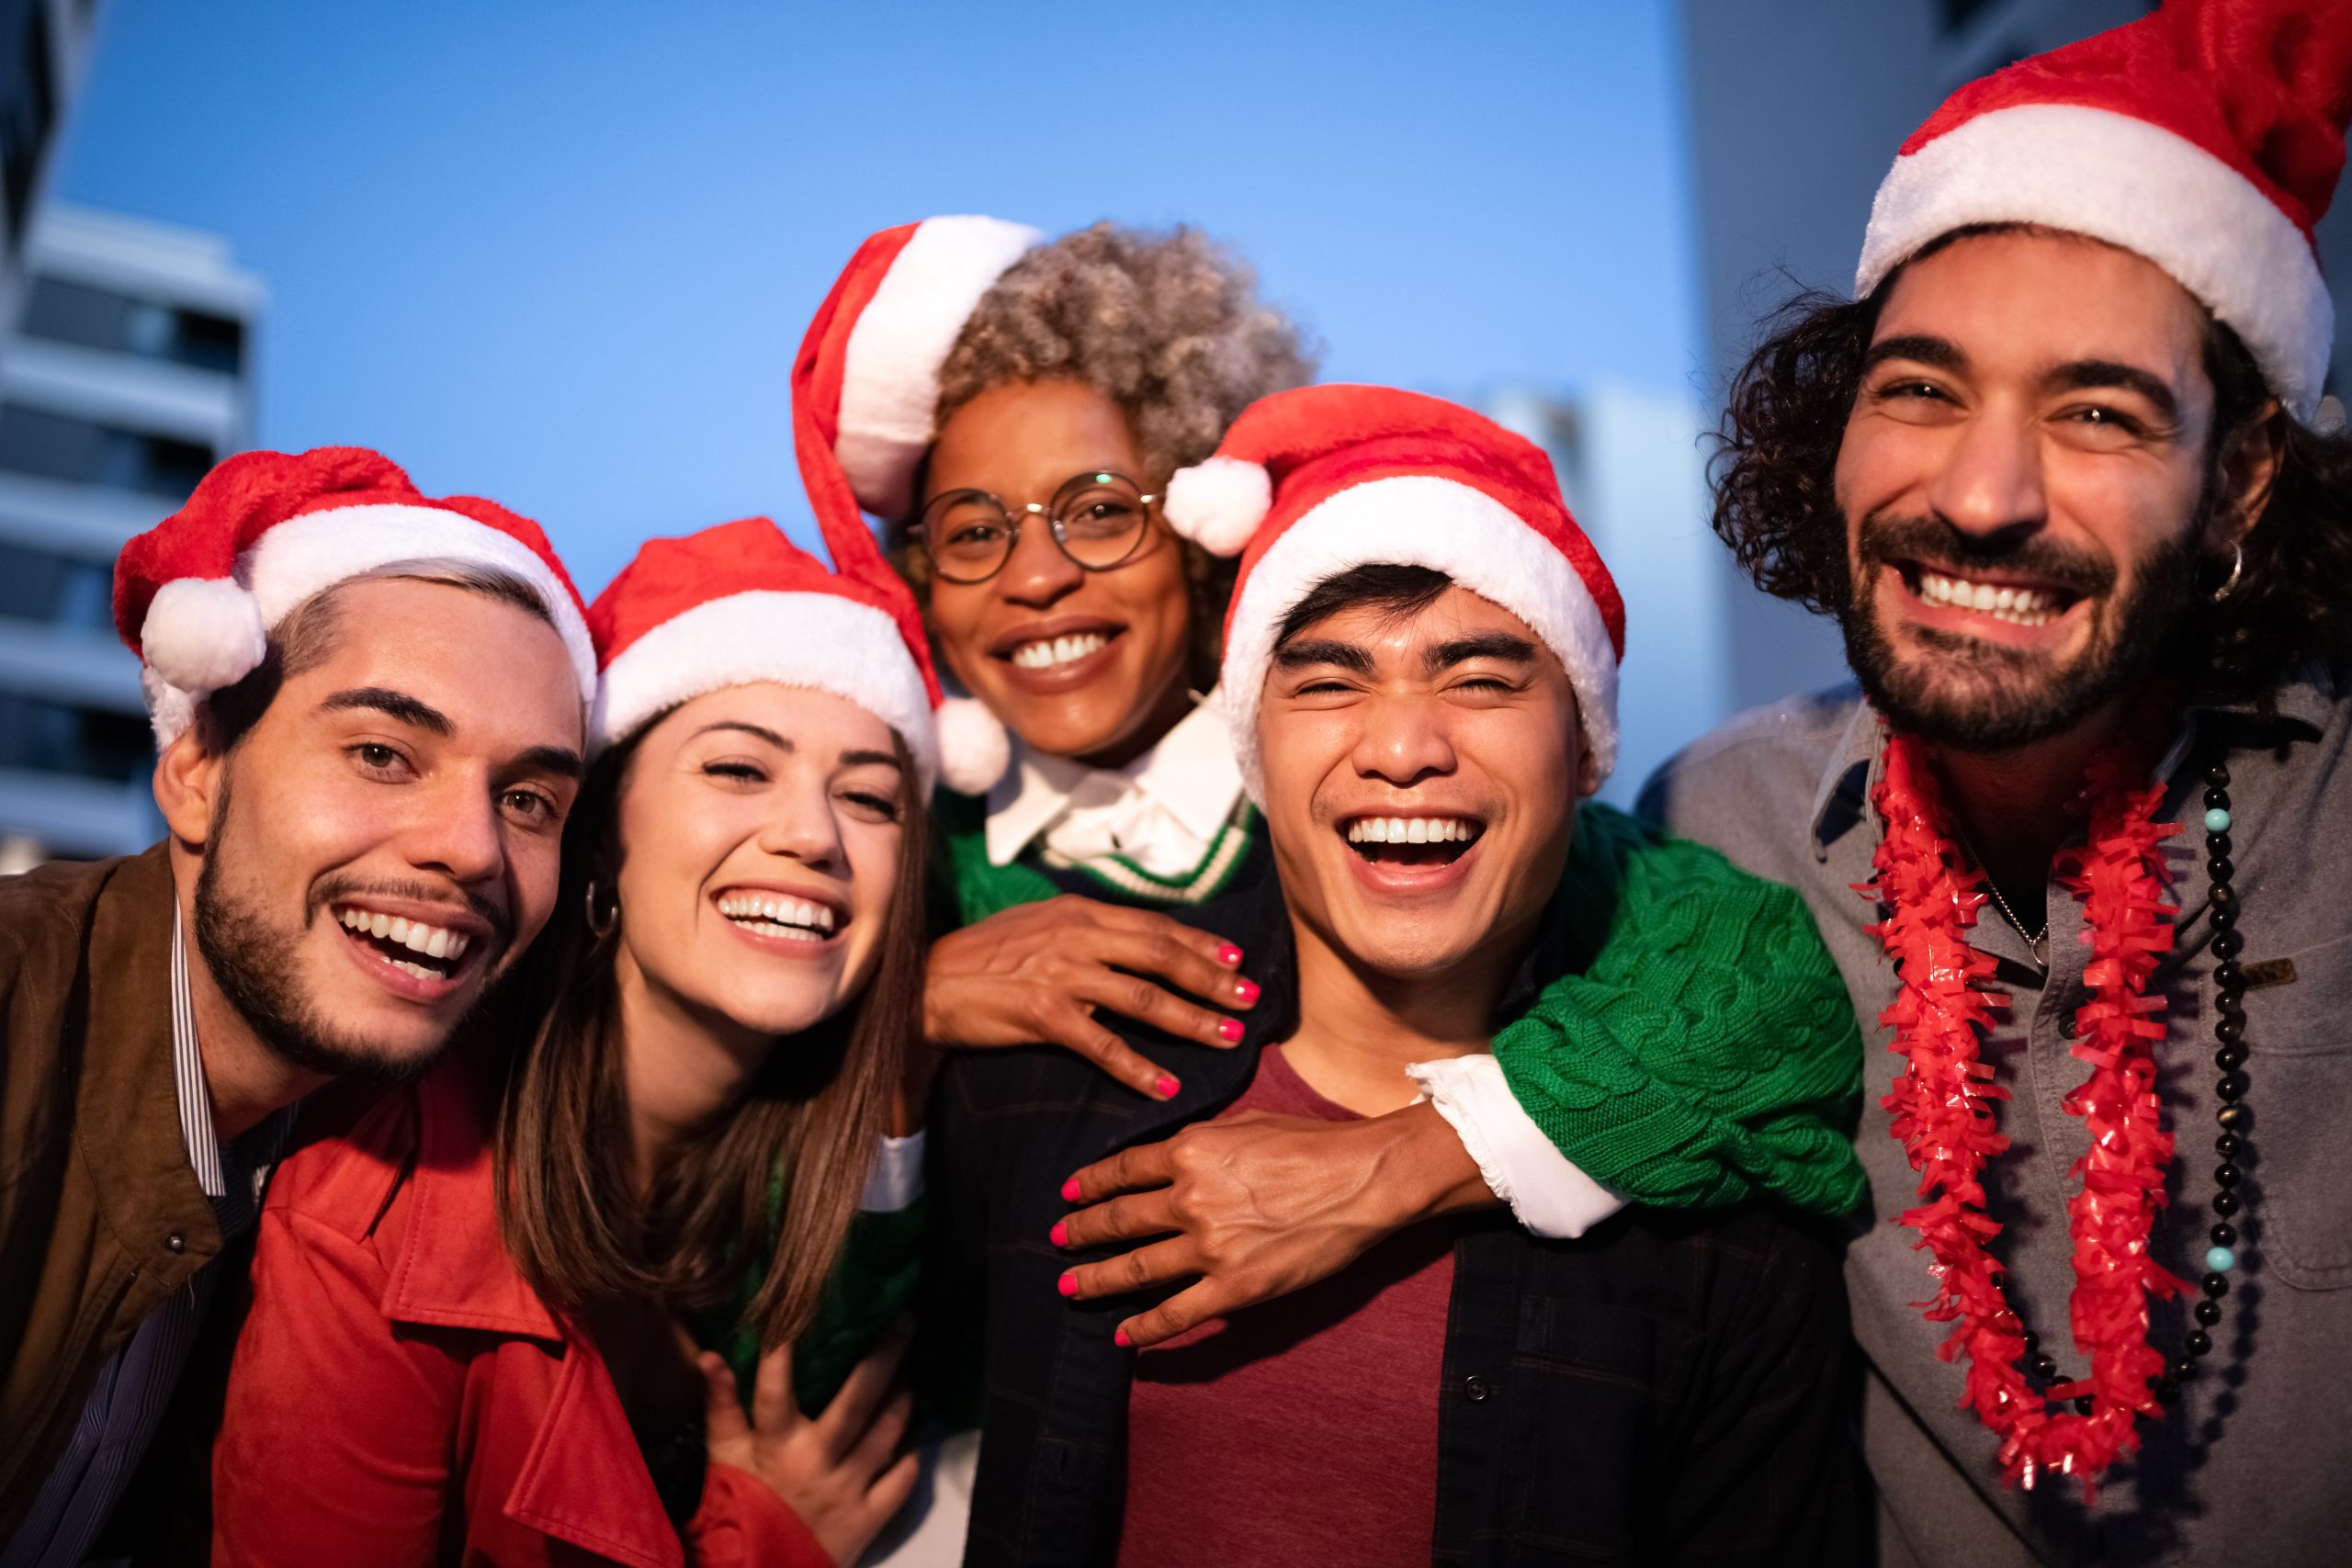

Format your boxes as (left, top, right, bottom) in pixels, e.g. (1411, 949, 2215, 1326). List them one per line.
(931, 387, 1861, 1567)
(0, 447, 595, 1562)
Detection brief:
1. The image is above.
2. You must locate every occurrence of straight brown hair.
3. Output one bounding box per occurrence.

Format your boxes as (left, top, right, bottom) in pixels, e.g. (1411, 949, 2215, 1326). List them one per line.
(492, 716, 929, 1347)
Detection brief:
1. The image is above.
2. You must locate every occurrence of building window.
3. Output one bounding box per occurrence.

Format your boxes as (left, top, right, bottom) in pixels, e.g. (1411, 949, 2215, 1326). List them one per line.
(0, 538, 109, 626)
(0, 402, 215, 497)
(19, 276, 248, 374)
(0, 690, 152, 783)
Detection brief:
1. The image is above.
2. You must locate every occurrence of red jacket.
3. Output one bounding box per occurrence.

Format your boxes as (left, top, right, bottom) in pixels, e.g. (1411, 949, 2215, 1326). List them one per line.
(212, 1065, 832, 1568)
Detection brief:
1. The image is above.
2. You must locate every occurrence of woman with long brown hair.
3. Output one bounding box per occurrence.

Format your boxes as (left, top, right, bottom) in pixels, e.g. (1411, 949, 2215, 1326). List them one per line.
(212, 516, 952, 1567)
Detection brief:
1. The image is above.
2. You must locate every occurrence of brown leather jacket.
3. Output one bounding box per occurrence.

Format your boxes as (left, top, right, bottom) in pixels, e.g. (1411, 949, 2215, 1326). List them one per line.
(0, 845, 222, 1541)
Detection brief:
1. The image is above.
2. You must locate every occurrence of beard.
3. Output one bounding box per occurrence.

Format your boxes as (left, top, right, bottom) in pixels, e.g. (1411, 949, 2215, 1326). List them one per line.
(1836, 509, 2205, 753)
(192, 773, 503, 1084)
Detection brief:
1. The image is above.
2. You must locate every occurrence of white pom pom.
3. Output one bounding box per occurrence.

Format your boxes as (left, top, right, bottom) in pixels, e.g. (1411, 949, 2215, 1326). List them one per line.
(1162, 457, 1271, 556)
(936, 694, 1012, 795)
(141, 577, 267, 693)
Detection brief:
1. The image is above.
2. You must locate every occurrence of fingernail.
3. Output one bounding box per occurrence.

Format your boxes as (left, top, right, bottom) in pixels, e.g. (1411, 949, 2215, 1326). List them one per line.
(1232, 977, 1260, 1006)
(1057, 1272, 1079, 1298)
(1061, 1176, 1082, 1202)
(1216, 944, 1244, 968)
(1154, 1073, 1181, 1099)
(1115, 1328, 1132, 1348)
(1216, 1019, 1244, 1043)
(1049, 1220, 1068, 1247)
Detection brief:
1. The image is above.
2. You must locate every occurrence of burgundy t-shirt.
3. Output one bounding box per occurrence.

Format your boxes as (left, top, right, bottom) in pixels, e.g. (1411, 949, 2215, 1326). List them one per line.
(1116, 1045, 1461, 1568)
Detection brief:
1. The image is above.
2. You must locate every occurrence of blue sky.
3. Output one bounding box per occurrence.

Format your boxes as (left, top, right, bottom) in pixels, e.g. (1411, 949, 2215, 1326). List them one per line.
(53, 1, 1702, 597)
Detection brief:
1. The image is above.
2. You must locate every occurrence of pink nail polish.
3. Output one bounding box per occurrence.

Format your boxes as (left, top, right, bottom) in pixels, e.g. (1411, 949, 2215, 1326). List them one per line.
(1216, 1019, 1244, 1043)
(1154, 1073, 1181, 1099)
(1216, 944, 1244, 968)
(1058, 1272, 1079, 1298)
(1061, 1176, 1082, 1201)
(1233, 977, 1261, 1006)
(1115, 1328, 1132, 1348)
(1049, 1220, 1068, 1247)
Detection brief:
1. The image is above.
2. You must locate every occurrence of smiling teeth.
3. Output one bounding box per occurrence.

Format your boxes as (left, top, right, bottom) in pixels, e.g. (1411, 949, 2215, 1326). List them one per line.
(717, 894, 836, 940)
(337, 906, 469, 961)
(1012, 633, 1108, 670)
(1917, 572, 2055, 626)
(1346, 817, 1477, 844)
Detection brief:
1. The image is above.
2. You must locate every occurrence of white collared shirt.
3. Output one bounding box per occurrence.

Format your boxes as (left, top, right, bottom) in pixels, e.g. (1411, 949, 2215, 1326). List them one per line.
(983, 690, 1246, 879)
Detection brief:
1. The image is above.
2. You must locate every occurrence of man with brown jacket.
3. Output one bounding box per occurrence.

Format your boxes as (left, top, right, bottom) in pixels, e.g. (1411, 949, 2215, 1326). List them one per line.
(0, 448, 595, 1562)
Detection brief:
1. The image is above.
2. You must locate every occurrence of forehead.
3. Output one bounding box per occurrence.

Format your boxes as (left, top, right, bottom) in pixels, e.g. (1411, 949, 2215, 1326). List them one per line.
(927, 378, 1142, 499)
(655, 681, 898, 758)
(290, 576, 582, 745)
(1875, 229, 2209, 378)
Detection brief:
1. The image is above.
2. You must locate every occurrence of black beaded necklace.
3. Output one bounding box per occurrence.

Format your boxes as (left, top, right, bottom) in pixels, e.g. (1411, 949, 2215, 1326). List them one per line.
(2018, 755, 2250, 1416)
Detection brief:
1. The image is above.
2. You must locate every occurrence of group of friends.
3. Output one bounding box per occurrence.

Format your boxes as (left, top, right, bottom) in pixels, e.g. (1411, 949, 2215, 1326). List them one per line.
(6, 3, 2352, 1564)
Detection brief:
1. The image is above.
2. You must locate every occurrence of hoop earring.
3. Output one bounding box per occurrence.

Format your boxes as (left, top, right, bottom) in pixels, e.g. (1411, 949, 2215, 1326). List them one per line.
(2211, 541, 2245, 603)
(583, 879, 618, 938)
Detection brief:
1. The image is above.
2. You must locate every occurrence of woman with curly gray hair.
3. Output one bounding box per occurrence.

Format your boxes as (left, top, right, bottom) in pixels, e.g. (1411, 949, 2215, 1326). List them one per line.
(797, 215, 1317, 1102)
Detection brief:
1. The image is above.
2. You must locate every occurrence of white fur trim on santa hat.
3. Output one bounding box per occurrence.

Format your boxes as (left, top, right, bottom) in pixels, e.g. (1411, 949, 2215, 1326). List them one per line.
(591, 589, 940, 787)
(934, 694, 1012, 795)
(143, 502, 599, 747)
(141, 574, 268, 694)
(1163, 457, 1272, 557)
(1857, 103, 2334, 419)
(1220, 475, 1621, 803)
(835, 216, 1044, 522)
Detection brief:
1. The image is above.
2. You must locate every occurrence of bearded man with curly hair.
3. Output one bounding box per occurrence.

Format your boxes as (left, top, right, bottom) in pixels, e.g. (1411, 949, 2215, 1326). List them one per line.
(1637, 6, 2352, 1564)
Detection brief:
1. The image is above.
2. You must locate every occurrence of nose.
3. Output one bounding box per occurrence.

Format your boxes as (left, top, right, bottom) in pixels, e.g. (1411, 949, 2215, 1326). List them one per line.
(757, 777, 847, 872)
(1925, 400, 2047, 546)
(994, 512, 1085, 607)
(1350, 694, 1457, 789)
(401, 775, 506, 887)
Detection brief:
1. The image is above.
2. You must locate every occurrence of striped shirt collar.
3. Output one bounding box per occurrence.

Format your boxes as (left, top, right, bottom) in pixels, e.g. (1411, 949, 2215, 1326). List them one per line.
(169, 907, 294, 1211)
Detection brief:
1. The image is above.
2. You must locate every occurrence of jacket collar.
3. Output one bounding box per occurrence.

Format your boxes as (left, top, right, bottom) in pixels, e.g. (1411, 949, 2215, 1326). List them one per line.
(80, 845, 220, 1293)
(381, 1065, 685, 1568)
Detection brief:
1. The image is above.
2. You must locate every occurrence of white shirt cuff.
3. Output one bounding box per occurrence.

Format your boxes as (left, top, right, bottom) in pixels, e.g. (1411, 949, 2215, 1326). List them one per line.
(859, 1132, 926, 1213)
(1406, 1054, 1626, 1240)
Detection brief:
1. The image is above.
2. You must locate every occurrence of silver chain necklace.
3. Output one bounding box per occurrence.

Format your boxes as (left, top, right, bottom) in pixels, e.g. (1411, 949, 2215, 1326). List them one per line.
(1956, 828, 2051, 967)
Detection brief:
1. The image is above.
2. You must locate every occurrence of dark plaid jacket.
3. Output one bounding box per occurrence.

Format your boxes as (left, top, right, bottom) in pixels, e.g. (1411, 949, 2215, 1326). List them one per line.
(929, 871, 1864, 1567)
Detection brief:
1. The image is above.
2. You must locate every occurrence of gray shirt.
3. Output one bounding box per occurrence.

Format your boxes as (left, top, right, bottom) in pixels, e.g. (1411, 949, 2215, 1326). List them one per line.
(1642, 660, 2352, 1568)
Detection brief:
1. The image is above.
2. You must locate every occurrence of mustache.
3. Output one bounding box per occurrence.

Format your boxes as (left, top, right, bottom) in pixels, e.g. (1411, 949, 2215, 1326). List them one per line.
(1854, 513, 2115, 599)
(309, 874, 512, 951)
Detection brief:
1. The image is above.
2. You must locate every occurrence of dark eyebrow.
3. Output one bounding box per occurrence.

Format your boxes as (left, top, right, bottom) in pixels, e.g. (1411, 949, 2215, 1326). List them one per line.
(1272, 637, 1374, 673)
(514, 745, 584, 780)
(1425, 633, 1536, 672)
(1862, 334, 1968, 376)
(2045, 358, 2180, 423)
(321, 687, 451, 736)
(840, 749, 903, 771)
(694, 720, 791, 750)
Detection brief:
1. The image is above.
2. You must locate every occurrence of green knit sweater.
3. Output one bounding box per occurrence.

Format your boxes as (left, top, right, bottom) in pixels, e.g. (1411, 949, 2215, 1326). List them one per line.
(943, 795, 1866, 1218)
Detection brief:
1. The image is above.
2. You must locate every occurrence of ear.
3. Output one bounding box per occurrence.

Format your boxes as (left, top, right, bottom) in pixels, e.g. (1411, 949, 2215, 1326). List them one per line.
(152, 727, 225, 850)
(2210, 398, 2286, 550)
(1576, 743, 1603, 800)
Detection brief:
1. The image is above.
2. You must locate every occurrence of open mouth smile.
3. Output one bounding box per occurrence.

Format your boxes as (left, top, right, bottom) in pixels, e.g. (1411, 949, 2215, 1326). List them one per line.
(989, 617, 1126, 690)
(1341, 812, 1486, 867)
(333, 902, 482, 993)
(716, 888, 846, 948)
(1891, 559, 2088, 639)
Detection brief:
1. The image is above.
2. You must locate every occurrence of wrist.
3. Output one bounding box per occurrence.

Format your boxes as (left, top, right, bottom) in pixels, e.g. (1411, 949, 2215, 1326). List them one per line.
(1369, 1100, 1498, 1224)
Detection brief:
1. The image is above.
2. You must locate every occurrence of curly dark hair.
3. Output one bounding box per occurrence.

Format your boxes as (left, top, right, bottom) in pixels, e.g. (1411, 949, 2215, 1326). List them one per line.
(1709, 243, 2352, 703)
(896, 221, 1317, 689)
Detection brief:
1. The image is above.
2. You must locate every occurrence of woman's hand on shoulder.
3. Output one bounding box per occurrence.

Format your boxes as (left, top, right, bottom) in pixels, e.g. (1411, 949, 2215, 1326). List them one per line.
(699, 1328, 918, 1567)
(922, 895, 1259, 1100)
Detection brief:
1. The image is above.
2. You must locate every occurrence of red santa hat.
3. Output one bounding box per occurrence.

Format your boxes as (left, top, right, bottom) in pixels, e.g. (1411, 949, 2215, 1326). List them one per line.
(1164, 384, 1625, 800)
(791, 214, 1043, 795)
(111, 446, 596, 746)
(589, 516, 944, 788)
(1856, 0, 2352, 420)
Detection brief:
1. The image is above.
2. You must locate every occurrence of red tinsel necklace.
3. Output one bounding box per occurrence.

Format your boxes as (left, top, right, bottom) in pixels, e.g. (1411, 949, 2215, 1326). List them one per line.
(1867, 725, 2247, 1495)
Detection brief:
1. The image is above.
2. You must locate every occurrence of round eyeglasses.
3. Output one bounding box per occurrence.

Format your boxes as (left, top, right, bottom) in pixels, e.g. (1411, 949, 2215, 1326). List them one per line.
(912, 470, 1159, 584)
